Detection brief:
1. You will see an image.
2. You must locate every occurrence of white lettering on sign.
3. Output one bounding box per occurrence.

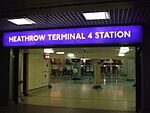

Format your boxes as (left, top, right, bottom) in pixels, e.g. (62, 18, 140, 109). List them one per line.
(47, 33, 85, 40)
(9, 35, 46, 42)
(94, 31, 131, 39)
(8, 31, 131, 43)
(88, 32, 93, 39)
(104, 32, 110, 38)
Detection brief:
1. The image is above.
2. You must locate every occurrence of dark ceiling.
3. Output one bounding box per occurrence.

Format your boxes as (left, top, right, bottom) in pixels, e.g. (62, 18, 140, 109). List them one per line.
(0, 1, 150, 31)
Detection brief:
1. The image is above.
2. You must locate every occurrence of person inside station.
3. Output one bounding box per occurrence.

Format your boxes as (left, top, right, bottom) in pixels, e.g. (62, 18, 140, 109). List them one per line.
(63, 67, 67, 77)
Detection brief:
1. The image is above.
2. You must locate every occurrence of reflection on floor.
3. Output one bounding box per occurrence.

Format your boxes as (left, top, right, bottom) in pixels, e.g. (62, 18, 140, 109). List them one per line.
(23, 79, 135, 111)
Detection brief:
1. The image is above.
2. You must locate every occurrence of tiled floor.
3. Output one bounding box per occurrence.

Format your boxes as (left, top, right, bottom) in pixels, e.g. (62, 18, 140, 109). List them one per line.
(22, 79, 135, 112)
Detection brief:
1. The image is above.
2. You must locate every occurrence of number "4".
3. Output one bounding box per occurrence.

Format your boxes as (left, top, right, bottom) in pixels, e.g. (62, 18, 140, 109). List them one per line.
(88, 32, 92, 39)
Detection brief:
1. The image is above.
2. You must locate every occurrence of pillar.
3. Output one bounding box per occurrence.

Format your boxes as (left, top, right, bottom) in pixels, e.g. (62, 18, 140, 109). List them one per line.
(93, 59, 102, 89)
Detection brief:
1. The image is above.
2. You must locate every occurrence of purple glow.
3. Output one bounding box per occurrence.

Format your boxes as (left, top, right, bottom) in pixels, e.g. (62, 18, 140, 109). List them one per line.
(3, 26, 142, 47)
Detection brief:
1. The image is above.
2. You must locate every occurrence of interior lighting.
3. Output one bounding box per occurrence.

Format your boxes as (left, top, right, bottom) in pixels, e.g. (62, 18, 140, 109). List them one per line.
(68, 53, 74, 58)
(82, 59, 86, 63)
(119, 47, 129, 53)
(83, 12, 110, 20)
(81, 58, 91, 63)
(8, 18, 36, 25)
(118, 53, 125, 57)
(44, 48, 54, 54)
(118, 47, 129, 57)
(56, 52, 65, 55)
(103, 79, 106, 85)
(103, 79, 106, 82)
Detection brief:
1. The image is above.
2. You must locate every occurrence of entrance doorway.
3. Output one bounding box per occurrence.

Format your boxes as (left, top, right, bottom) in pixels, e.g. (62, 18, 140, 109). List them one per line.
(18, 46, 136, 111)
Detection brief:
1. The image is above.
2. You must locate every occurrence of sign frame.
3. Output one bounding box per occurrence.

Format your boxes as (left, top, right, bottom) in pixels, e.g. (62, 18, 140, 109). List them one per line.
(2, 25, 142, 47)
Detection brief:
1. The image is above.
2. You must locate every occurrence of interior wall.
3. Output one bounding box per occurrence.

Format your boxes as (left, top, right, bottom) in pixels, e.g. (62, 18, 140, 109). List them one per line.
(28, 53, 50, 90)
(18, 49, 24, 92)
(123, 58, 135, 81)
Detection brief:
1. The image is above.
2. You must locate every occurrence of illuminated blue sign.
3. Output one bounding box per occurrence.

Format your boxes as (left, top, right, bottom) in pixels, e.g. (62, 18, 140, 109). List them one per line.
(3, 25, 142, 47)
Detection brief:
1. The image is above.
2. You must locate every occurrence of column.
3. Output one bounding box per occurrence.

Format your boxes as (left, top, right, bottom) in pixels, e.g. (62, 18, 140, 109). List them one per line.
(93, 59, 102, 89)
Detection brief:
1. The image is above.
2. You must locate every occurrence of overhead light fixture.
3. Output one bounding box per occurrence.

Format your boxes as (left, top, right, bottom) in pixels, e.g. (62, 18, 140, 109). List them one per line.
(44, 48, 54, 54)
(56, 52, 65, 55)
(119, 47, 129, 53)
(83, 12, 110, 20)
(81, 58, 86, 63)
(8, 18, 36, 25)
(118, 47, 129, 57)
(81, 58, 91, 62)
(68, 53, 74, 58)
(118, 53, 125, 57)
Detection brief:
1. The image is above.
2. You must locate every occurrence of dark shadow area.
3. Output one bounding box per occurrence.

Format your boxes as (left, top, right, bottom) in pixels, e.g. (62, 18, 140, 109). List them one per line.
(0, 104, 136, 113)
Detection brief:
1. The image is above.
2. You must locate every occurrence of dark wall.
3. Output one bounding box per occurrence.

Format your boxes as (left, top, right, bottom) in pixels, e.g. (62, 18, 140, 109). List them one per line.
(0, 32, 19, 104)
(141, 27, 150, 113)
(0, 33, 10, 105)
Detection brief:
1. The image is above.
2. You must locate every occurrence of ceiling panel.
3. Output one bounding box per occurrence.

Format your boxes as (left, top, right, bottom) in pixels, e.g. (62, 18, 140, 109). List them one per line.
(0, 7, 150, 31)
(0, 0, 129, 12)
(28, 47, 135, 59)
